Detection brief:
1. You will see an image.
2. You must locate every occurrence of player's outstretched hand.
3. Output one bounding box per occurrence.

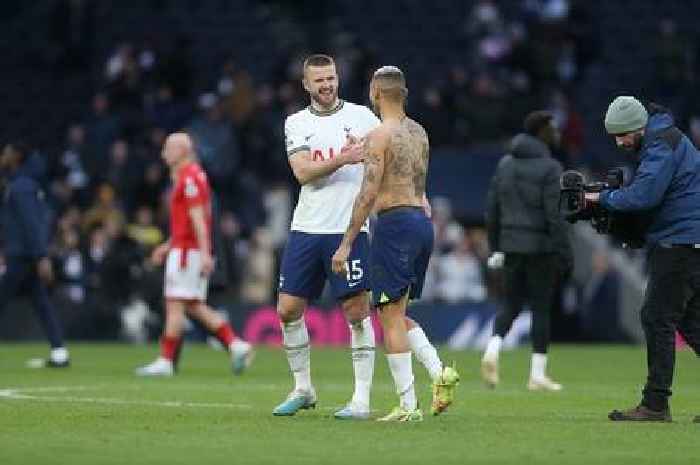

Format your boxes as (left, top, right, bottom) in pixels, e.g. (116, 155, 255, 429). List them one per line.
(331, 244, 351, 276)
(200, 252, 214, 277)
(151, 243, 170, 267)
(341, 136, 365, 165)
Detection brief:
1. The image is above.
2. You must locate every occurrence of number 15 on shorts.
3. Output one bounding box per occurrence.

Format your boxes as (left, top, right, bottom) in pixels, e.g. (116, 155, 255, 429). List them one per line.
(345, 259, 363, 283)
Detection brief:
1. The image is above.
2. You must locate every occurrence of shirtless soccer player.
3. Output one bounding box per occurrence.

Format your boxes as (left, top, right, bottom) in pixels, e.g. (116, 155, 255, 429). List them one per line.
(136, 132, 253, 377)
(332, 66, 460, 422)
(273, 55, 445, 420)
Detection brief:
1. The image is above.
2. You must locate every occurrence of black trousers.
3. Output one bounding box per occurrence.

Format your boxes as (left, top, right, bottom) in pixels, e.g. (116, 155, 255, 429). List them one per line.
(0, 256, 64, 348)
(494, 253, 559, 354)
(641, 246, 700, 410)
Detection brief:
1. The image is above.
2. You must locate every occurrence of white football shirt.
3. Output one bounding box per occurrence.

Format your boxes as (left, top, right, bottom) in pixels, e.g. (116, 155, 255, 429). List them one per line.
(285, 100, 380, 233)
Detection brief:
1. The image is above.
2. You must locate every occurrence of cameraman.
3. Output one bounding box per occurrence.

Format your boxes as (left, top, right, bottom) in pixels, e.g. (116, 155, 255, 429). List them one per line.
(481, 111, 573, 391)
(588, 96, 700, 422)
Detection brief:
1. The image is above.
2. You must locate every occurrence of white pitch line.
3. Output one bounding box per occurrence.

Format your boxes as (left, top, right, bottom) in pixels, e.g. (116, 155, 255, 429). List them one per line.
(0, 382, 398, 412)
(0, 386, 251, 410)
(0, 385, 96, 394)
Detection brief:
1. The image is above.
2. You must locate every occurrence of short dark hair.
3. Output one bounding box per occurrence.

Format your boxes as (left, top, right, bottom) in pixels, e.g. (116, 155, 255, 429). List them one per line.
(523, 111, 553, 136)
(303, 54, 334, 70)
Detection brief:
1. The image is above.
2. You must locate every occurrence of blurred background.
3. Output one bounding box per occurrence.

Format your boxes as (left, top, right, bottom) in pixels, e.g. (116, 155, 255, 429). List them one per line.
(1, 0, 698, 349)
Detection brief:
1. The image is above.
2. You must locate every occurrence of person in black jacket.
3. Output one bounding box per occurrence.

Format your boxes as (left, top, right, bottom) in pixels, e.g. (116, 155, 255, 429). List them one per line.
(0, 143, 70, 367)
(481, 111, 572, 391)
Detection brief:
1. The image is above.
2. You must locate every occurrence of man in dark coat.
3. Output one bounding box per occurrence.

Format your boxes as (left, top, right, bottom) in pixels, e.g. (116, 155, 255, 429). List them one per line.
(481, 111, 573, 391)
(1, 143, 69, 367)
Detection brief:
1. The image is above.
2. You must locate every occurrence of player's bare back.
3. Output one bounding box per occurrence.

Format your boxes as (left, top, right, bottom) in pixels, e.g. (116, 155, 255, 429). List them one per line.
(368, 117, 429, 213)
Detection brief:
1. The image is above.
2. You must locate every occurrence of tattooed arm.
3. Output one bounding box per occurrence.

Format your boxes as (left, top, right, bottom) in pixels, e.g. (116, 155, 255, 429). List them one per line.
(331, 128, 388, 275)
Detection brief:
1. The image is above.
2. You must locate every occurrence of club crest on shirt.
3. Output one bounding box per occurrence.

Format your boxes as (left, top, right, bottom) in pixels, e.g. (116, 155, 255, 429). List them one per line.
(184, 178, 199, 198)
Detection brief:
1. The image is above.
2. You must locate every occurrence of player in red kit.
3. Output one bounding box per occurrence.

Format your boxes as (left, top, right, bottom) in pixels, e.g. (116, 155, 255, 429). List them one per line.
(136, 132, 253, 376)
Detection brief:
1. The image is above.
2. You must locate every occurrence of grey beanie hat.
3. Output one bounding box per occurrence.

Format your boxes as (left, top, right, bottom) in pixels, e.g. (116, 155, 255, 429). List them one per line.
(604, 96, 648, 135)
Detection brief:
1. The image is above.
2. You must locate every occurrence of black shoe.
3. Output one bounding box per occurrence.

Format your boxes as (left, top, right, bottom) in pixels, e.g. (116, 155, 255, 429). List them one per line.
(608, 404, 672, 422)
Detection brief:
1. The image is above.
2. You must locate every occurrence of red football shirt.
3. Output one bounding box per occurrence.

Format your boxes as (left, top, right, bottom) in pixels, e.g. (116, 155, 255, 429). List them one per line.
(169, 161, 212, 250)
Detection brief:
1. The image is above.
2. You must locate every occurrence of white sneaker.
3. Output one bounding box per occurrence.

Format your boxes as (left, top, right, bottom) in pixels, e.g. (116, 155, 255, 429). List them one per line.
(230, 341, 254, 375)
(135, 357, 174, 377)
(527, 376, 563, 392)
(481, 358, 499, 388)
(334, 402, 370, 420)
(272, 388, 318, 416)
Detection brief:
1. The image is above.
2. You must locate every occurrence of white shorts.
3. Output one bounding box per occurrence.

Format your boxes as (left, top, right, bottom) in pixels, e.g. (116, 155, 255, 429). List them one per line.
(164, 248, 209, 301)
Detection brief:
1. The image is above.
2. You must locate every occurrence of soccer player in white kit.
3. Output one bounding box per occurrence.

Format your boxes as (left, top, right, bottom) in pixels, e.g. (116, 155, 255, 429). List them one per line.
(273, 55, 446, 419)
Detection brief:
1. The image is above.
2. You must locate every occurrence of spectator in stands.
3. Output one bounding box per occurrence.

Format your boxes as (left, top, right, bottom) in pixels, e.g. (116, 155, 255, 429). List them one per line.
(437, 231, 487, 303)
(418, 87, 452, 147)
(98, 217, 145, 334)
(53, 124, 90, 208)
(127, 206, 164, 252)
(217, 210, 245, 294)
(218, 60, 257, 128)
(240, 227, 275, 304)
(238, 84, 288, 185)
(187, 93, 239, 187)
(53, 227, 86, 304)
(465, 0, 502, 38)
(82, 183, 125, 233)
(580, 251, 625, 342)
(458, 72, 507, 142)
(548, 90, 584, 167)
(84, 93, 121, 177)
(145, 85, 193, 133)
(430, 196, 464, 254)
(132, 161, 167, 213)
(104, 139, 141, 211)
(105, 43, 137, 83)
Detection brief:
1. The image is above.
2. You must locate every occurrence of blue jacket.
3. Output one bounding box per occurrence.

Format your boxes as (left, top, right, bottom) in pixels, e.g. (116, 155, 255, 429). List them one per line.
(600, 108, 700, 245)
(1, 154, 51, 258)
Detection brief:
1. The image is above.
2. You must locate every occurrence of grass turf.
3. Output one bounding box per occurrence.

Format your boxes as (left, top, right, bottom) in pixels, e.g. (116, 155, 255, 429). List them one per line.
(0, 343, 698, 465)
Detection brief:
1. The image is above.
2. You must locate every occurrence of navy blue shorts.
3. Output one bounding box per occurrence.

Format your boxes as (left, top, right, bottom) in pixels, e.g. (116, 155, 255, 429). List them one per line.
(371, 206, 434, 307)
(279, 232, 370, 301)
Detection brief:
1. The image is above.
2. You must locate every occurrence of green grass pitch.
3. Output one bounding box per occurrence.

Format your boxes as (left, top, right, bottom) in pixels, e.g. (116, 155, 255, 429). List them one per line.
(0, 343, 698, 465)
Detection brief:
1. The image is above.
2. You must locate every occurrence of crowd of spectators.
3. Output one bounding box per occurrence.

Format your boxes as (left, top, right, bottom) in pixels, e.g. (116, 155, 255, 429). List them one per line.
(5, 0, 697, 339)
(415, 0, 592, 165)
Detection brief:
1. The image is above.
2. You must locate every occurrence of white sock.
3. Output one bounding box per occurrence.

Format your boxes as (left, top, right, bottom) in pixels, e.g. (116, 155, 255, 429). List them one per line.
(530, 353, 547, 380)
(282, 318, 311, 392)
(350, 317, 375, 409)
(229, 339, 251, 356)
(386, 352, 417, 410)
(483, 336, 503, 362)
(407, 326, 443, 380)
(50, 347, 69, 363)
